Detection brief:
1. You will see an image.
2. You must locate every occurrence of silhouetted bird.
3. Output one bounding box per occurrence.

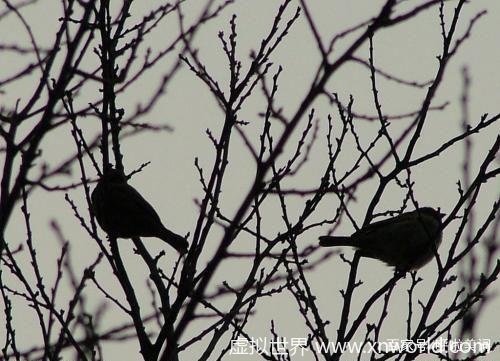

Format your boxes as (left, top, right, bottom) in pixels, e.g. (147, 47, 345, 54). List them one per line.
(319, 207, 444, 270)
(91, 168, 188, 254)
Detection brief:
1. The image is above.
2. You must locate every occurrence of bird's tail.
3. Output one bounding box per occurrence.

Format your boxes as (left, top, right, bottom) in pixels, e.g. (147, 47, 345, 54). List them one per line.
(159, 227, 189, 254)
(318, 236, 352, 247)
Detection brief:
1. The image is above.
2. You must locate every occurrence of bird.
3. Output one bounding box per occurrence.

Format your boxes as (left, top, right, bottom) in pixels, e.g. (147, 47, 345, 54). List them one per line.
(91, 167, 189, 254)
(319, 207, 445, 270)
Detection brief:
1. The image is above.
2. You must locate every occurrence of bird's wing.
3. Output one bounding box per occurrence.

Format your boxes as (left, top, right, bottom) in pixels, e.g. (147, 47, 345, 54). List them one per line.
(106, 183, 165, 236)
(354, 211, 417, 237)
(354, 214, 415, 245)
(353, 216, 417, 265)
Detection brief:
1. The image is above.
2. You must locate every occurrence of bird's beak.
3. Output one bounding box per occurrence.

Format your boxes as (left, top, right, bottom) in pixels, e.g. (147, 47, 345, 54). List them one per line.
(438, 210, 446, 219)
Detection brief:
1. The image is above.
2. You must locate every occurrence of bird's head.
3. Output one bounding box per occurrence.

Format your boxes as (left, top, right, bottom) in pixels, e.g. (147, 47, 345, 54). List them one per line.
(419, 207, 445, 222)
(101, 167, 127, 184)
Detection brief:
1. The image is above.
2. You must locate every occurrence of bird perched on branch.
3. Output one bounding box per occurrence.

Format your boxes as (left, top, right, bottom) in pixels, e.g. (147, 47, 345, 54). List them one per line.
(319, 207, 445, 270)
(91, 167, 188, 254)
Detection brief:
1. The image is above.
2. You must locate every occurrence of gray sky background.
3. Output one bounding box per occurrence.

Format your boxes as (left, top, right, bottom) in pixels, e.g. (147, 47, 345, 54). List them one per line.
(1, 1, 499, 360)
